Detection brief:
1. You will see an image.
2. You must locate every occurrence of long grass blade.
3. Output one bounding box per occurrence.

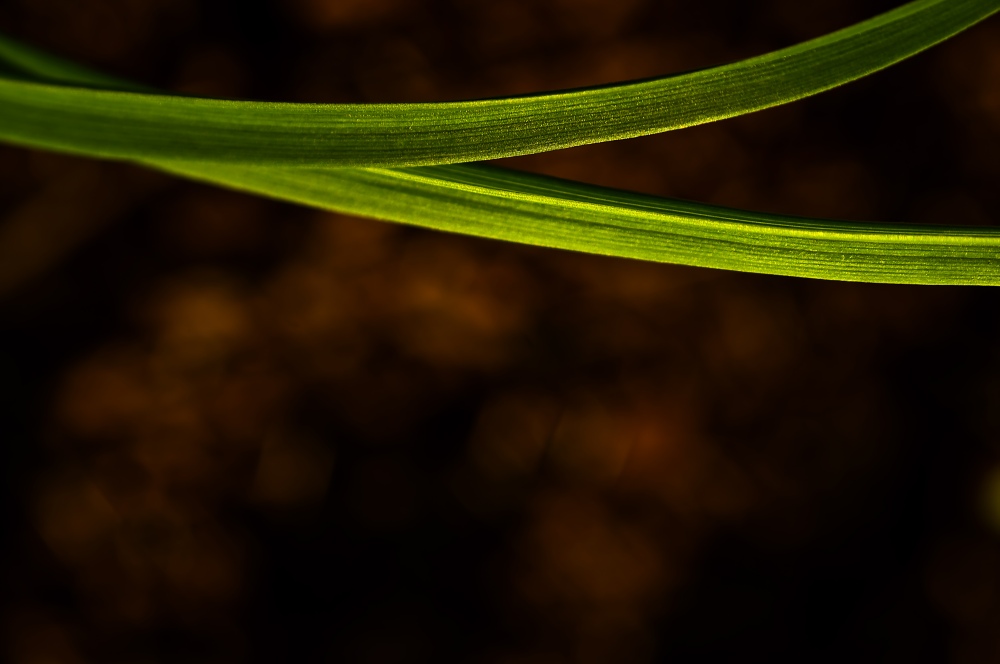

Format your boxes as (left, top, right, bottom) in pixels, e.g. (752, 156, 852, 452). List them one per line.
(155, 161, 1000, 286)
(0, 0, 997, 167)
(1, 7, 998, 285)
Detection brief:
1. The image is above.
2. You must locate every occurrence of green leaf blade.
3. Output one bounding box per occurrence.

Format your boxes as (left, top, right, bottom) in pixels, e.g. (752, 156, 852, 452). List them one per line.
(151, 161, 1000, 286)
(0, 0, 996, 167)
(2, 0, 998, 286)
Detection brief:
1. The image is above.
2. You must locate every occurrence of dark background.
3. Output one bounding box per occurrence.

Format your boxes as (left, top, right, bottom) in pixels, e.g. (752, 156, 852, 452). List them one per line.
(1, 1, 1000, 662)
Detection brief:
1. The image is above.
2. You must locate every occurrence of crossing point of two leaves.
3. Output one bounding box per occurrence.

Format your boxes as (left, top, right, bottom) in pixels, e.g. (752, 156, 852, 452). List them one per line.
(0, 0, 998, 284)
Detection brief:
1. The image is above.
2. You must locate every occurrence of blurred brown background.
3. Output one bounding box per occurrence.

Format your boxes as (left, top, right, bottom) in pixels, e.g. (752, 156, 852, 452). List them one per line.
(1, 0, 1000, 662)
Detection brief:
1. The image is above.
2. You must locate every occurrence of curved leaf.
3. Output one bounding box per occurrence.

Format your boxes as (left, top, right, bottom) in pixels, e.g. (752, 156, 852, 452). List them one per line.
(155, 161, 1000, 286)
(1, 4, 998, 285)
(0, 0, 997, 167)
